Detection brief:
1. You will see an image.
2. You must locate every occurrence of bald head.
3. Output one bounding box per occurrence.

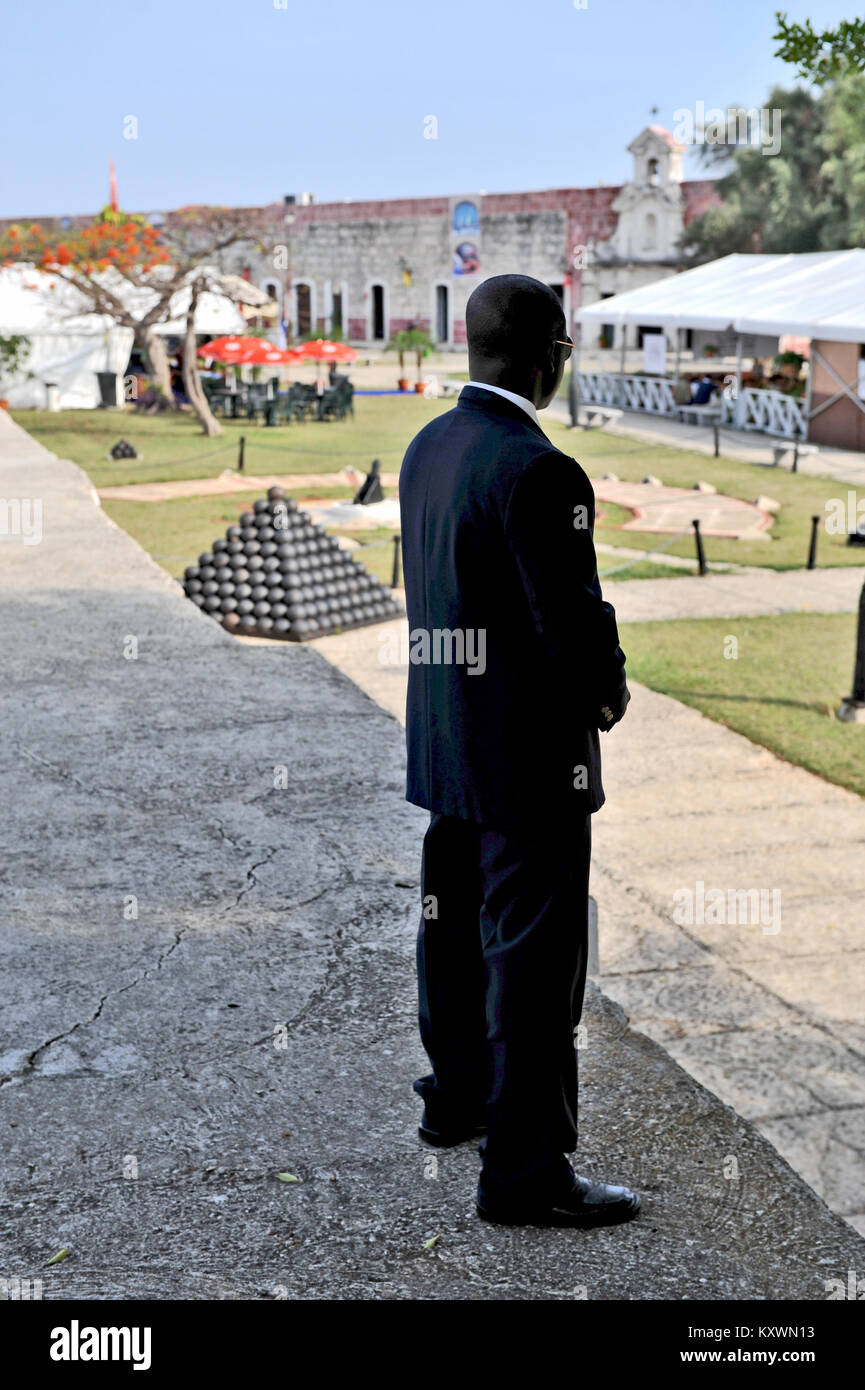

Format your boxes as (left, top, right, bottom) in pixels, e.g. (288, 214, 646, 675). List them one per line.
(466, 274, 568, 409)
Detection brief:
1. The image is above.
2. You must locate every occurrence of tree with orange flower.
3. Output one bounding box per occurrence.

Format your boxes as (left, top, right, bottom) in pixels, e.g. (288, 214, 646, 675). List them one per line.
(0, 204, 276, 436)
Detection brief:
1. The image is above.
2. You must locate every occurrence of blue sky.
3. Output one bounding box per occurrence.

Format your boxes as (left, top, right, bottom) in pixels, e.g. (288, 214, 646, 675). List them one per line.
(2, 0, 854, 216)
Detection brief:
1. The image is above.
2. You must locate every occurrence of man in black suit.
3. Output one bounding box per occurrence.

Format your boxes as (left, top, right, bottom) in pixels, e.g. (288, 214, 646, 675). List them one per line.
(398, 274, 640, 1227)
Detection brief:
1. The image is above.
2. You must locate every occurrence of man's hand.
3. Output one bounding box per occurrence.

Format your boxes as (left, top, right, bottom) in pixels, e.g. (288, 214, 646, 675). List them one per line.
(598, 683, 630, 731)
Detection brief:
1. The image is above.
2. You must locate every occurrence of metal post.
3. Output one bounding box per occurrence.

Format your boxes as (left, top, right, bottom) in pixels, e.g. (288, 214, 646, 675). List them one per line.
(238, 435, 245, 473)
(568, 324, 581, 428)
(733, 333, 744, 429)
(852, 580, 865, 703)
(619, 326, 627, 408)
(712, 421, 720, 458)
(693, 518, 707, 575)
(837, 579, 865, 721)
(807, 514, 820, 569)
(673, 325, 681, 381)
(792, 443, 800, 473)
(804, 341, 814, 442)
(391, 533, 402, 588)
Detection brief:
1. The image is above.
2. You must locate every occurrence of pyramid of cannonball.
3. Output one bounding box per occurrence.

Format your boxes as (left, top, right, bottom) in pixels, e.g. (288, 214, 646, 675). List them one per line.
(181, 485, 403, 641)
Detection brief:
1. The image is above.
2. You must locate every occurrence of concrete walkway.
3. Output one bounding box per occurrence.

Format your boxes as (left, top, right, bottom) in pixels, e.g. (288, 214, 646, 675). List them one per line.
(594, 562, 865, 622)
(315, 603, 865, 1237)
(2, 409, 863, 1298)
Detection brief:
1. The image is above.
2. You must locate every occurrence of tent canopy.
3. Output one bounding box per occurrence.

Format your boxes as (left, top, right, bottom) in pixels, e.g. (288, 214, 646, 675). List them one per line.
(576, 250, 865, 343)
(0, 264, 246, 407)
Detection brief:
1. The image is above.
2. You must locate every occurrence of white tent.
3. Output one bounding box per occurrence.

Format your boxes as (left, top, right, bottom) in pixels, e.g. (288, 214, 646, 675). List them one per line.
(0, 265, 246, 409)
(0, 266, 134, 408)
(576, 250, 865, 343)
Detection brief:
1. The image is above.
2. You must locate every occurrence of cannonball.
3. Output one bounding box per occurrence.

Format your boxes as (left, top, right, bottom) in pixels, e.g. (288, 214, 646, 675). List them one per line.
(252, 600, 270, 618)
(226, 525, 243, 541)
(256, 616, 274, 633)
(240, 526, 258, 542)
(198, 551, 214, 567)
(201, 580, 220, 597)
(236, 599, 254, 616)
(253, 498, 271, 514)
(270, 602, 288, 619)
(273, 617, 291, 636)
(238, 615, 257, 633)
(189, 593, 205, 608)
(220, 596, 237, 613)
(203, 595, 221, 613)
(217, 581, 235, 598)
(239, 512, 255, 527)
(184, 579, 202, 596)
(222, 612, 240, 631)
(184, 565, 200, 581)
(212, 538, 228, 553)
(250, 584, 268, 601)
(267, 485, 286, 502)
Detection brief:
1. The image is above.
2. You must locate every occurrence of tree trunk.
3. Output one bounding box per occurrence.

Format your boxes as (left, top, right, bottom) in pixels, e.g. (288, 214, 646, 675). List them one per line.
(138, 324, 173, 402)
(182, 298, 223, 437)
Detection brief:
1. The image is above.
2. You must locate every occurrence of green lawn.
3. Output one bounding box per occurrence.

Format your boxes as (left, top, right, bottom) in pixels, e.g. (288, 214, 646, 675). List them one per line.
(13, 396, 453, 489)
(16, 398, 865, 579)
(619, 612, 865, 798)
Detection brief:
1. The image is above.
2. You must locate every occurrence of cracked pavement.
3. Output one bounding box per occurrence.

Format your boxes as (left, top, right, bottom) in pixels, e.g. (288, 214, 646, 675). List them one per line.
(1, 410, 864, 1300)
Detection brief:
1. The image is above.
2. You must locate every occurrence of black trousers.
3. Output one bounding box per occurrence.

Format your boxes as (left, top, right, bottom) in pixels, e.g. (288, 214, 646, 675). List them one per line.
(414, 811, 592, 1201)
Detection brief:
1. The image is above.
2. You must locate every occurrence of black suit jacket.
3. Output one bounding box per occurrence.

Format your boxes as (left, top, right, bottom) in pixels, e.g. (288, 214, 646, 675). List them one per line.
(399, 385, 628, 832)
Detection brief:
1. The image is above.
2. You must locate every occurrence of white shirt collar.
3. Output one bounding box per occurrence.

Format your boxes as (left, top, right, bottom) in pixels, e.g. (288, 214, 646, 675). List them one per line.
(465, 380, 540, 428)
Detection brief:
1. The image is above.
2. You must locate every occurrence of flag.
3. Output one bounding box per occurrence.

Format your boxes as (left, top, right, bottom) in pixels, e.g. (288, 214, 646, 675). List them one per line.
(109, 158, 118, 212)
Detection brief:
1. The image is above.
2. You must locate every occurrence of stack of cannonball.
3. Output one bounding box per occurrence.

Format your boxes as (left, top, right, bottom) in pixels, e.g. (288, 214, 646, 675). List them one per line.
(182, 485, 403, 640)
(110, 439, 139, 459)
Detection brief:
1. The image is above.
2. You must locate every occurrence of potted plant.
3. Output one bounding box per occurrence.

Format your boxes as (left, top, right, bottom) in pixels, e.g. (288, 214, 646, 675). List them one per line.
(703, 344, 719, 358)
(385, 329, 413, 390)
(406, 327, 435, 391)
(773, 350, 805, 380)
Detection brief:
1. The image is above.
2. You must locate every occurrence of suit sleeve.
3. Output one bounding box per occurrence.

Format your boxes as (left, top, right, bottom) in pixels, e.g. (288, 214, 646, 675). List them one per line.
(503, 449, 628, 726)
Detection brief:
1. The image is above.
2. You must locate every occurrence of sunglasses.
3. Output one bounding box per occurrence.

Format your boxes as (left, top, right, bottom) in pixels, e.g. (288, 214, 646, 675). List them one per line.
(554, 337, 574, 360)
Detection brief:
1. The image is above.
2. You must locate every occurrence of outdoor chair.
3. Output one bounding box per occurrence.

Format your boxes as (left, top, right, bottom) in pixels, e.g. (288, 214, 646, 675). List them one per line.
(317, 386, 345, 421)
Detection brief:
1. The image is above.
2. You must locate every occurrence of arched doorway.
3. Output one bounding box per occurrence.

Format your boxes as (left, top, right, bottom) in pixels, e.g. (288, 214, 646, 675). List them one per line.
(435, 284, 449, 344)
(370, 284, 385, 341)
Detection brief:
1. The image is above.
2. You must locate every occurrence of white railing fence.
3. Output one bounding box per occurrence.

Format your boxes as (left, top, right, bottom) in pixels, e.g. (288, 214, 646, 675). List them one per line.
(576, 373, 806, 439)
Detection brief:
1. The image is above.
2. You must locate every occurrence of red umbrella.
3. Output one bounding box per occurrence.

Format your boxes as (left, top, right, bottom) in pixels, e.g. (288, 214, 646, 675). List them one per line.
(198, 336, 294, 364)
(294, 339, 357, 363)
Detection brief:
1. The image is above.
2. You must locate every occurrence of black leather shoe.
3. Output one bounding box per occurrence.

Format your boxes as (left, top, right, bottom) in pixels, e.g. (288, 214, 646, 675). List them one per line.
(477, 1173, 641, 1228)
(418, 1111, 487, 1148)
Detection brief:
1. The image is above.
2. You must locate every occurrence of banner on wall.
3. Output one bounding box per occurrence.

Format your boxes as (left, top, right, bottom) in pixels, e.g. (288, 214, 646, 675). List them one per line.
(450, 195, 482, 278)
(642, 331, 667, 374)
